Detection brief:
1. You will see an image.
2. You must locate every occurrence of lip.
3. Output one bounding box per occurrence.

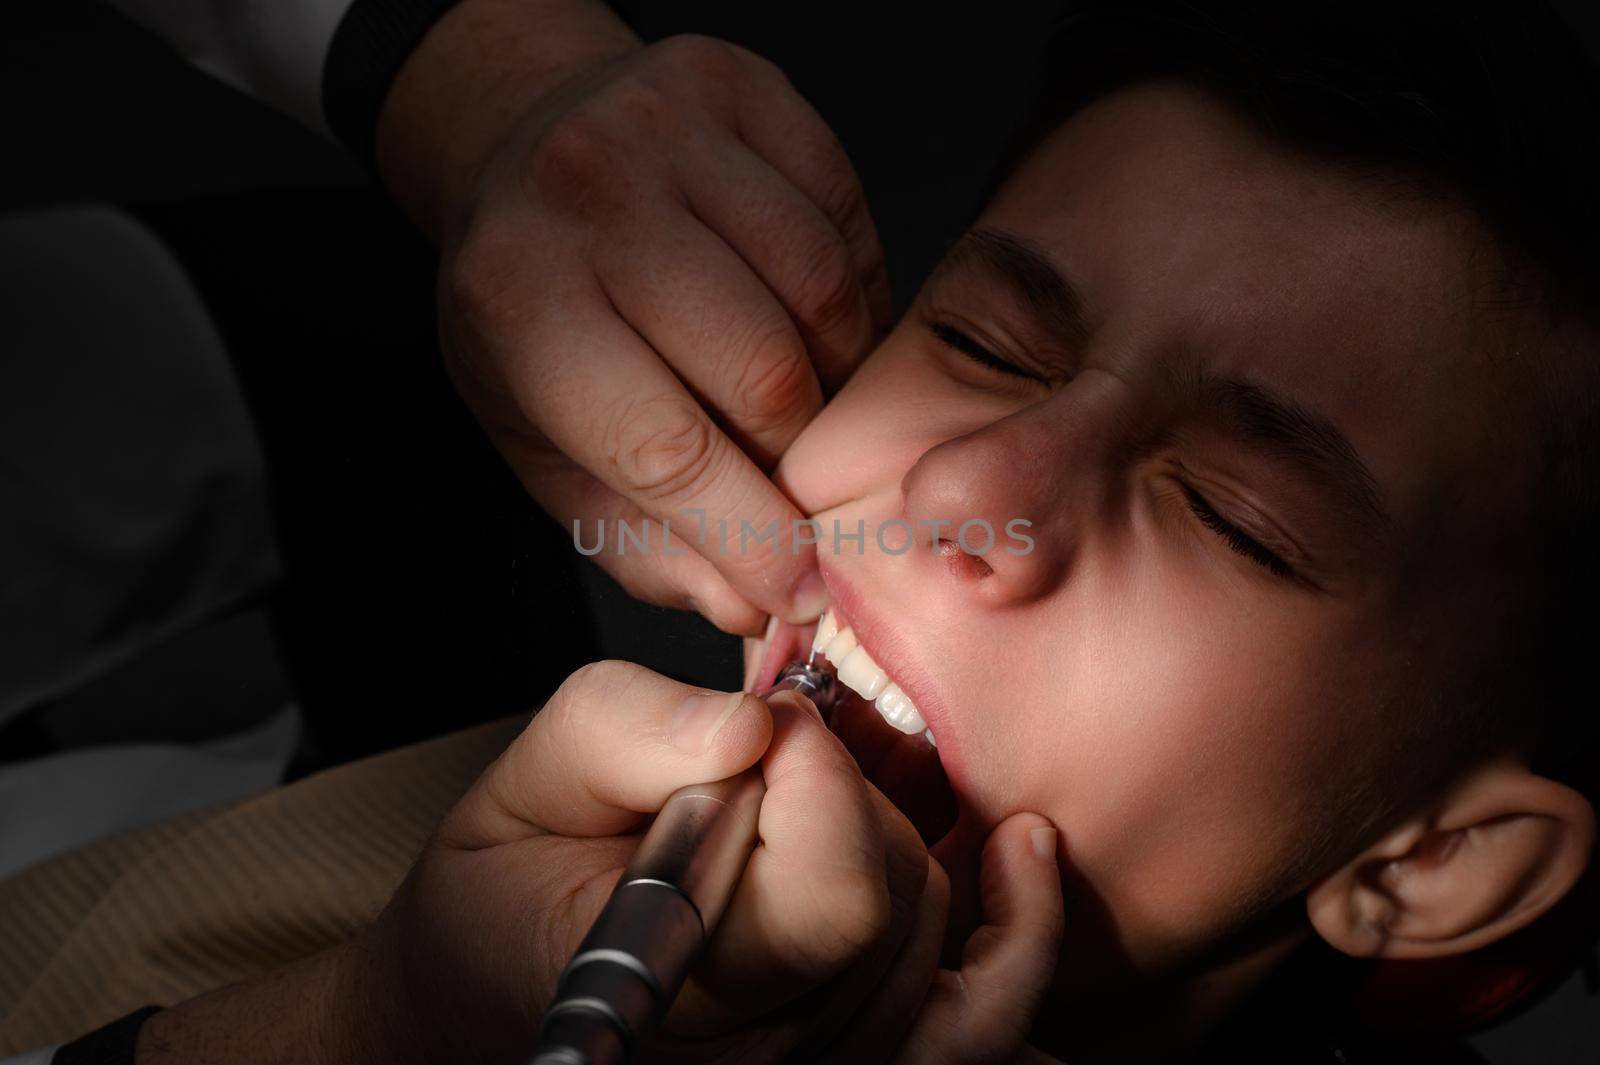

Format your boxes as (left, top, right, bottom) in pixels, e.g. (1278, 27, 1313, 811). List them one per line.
(752, 616, 818, 692)
(816, 558, 967, 792)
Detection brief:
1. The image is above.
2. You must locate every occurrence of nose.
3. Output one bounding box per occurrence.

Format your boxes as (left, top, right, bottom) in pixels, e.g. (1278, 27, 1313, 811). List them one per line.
(899, 374, 1124, 604)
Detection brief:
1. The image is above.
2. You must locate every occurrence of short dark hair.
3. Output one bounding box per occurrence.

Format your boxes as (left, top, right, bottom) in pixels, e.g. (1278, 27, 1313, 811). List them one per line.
(1009, 1, 1600, 311)
(1000, 0, 1600, 804)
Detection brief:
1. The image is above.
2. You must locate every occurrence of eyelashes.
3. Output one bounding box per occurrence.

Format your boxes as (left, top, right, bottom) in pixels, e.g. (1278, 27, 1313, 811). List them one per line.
(1178, 481, 1293, 578)
(929, 322, 1043, 381)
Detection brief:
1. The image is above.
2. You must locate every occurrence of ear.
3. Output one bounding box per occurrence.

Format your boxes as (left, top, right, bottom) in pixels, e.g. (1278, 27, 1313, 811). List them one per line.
(1306, 756, 1595, 959)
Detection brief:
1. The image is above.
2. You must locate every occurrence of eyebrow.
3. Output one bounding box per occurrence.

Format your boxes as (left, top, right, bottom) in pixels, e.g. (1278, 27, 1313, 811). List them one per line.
(1170, 359, 1394, 538)
(937, 226, 1394, 539)
(936, 228, 1091, 351)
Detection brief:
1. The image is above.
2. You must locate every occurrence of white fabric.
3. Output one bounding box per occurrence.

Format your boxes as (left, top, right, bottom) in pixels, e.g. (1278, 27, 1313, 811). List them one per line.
(104, 0, 357, 134)
(0, 705, 301, 881)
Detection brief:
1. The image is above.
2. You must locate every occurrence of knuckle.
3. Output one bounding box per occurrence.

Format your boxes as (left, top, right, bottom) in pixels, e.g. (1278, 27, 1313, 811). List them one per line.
(792, 238, 861, 338)
(545, 661, 650, 761)
(882, 856, 927, 933)
(545, 665, 592, 726)
(885, 831, 931, 898)
(556, 659, 635, 708)
(814, 165, 869, 235)
(606, 395, 720, 501)
(601, 75, 673, 131)
(523, 113, 617, 209)
(446, 235, 521, 336)
(687, 586, 766, 637)
(654, 33, 743, 82)
(731, 334, 813, 431)
(808, 867, 892, 962)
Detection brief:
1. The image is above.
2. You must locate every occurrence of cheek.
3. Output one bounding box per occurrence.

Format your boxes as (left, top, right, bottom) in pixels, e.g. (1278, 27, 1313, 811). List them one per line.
(994, 540, 1363, 964)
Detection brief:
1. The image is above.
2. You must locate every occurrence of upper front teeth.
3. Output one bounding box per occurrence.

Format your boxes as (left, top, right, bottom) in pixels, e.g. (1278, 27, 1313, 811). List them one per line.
(813, 609, 929, 738)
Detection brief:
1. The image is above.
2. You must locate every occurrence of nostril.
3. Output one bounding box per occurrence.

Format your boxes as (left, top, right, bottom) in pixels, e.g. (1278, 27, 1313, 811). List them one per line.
(938, 537, 994, 580)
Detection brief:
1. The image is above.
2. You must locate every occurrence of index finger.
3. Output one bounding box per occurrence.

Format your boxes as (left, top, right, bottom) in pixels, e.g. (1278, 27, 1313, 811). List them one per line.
(487, 276, 830, 625)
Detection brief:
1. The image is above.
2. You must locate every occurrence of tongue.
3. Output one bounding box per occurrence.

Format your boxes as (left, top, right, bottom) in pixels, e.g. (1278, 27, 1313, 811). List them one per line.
(829, 688, 959, 845)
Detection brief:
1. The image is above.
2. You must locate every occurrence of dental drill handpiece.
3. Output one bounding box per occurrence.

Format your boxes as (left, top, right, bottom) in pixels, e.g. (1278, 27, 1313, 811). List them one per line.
(523, 660, 837, 1065)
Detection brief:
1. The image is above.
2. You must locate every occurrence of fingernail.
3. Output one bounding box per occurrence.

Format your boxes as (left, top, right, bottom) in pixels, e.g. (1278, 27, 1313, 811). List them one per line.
(673, 690, 747, 752)
(766, 688, 820, 723)
(789, 569, 829, 622)
(1030, 826, 1057, 861)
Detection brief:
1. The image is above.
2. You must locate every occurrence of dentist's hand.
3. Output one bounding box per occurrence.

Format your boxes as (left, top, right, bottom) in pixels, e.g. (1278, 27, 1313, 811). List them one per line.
(377, 0, 891, 636)
(352, 660, 935, 1064)
(134, 660, 1057, 1065)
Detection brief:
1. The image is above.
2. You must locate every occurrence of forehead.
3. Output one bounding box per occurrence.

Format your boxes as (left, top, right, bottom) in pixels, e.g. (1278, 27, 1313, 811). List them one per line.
(978, 81, 1530, 535)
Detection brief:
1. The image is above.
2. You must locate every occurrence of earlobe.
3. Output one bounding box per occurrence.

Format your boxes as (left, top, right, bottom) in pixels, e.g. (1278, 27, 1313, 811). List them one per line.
(1306, 757, 1595, 960)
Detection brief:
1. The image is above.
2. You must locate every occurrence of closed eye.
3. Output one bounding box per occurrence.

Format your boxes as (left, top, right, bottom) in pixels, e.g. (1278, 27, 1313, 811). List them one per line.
(929, 322, 1045, 382)
(1179, 481, 1293, 579)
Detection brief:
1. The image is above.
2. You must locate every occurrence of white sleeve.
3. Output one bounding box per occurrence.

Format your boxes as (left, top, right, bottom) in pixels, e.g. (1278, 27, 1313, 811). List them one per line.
(104, 0, 358, 135)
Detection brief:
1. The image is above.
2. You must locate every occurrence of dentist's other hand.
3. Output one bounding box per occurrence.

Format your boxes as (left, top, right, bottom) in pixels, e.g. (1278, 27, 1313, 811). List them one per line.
(133, 660, 1032, 1065)
(356, 660, 930, 1064)
(377, 0, 890, 636)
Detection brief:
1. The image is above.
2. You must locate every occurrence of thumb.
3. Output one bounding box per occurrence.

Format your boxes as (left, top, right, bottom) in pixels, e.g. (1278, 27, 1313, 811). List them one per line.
(438, 660, 774, 849)
(894, 812, 1065, 1065)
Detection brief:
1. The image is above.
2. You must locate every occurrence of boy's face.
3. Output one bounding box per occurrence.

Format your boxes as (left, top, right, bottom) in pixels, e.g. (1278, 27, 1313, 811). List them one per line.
(768, 83, 1540, 983)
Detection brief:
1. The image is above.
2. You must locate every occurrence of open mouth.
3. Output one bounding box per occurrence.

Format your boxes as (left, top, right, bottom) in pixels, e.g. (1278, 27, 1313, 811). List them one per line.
(755, 608, 959, 846)
(812, 609, 937, 746)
